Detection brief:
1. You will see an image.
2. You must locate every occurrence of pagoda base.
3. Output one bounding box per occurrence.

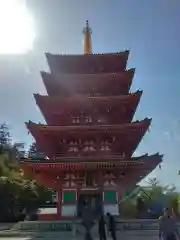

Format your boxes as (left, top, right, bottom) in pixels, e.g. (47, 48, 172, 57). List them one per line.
(13, 220, 73, 231)
(38, 212, 77, 221)
(37, 204, 119, 221)
(13, 218, 168, 232)
(37, 187, 120, 220)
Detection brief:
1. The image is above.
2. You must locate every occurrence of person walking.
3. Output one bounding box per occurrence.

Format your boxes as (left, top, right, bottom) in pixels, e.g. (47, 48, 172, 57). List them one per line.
(158, 208, 179, 240)
(106, 212, 116, 240)
(98, 215, 106, 240)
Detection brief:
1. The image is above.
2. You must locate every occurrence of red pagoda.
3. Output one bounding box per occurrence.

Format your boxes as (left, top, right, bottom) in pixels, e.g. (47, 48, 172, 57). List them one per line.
(20, 21, 163, 220)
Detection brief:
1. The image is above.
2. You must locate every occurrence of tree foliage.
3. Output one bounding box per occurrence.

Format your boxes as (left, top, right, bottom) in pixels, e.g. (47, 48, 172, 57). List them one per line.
(134, 178, 180, 218)
(120, 178, 180, 218)
(0, 123, 11, 145)
(0, 124, 51, 222)
(28, 142, 38, 158)
(28, 142, 46, 159)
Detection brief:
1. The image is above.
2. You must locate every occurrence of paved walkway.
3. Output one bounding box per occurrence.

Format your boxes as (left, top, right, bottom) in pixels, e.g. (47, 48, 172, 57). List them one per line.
(0, 237, 157, 240)
(0, 238, 31, 240)
(0, 223, 14, 231)
(0, 223, 159, 240)
(0, 232, 158, 240)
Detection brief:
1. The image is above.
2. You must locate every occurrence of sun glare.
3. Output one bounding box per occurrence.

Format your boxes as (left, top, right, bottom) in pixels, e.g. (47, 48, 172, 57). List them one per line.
(0, 0, 35, 54)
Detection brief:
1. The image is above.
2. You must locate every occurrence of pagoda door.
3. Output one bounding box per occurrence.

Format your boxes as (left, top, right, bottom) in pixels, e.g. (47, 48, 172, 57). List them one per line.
(77, 192, 103, 217)
(77, 172, 103, 217)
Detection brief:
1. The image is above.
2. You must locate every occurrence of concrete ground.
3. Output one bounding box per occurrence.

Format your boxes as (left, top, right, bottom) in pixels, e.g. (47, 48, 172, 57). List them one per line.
(0, 232, 158, 240)
(0, 238, 157, 240)
(0, 223, 159, 239)
(0, 224, 14, 231)
(0, 239, 31, 240)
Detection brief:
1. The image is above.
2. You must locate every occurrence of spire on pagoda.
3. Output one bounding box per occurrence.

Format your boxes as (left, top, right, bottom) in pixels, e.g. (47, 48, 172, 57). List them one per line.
(83, 20, 92, 55)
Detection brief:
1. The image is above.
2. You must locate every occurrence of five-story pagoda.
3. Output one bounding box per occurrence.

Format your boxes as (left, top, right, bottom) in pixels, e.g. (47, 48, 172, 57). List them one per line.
(20, 21, 163, 220)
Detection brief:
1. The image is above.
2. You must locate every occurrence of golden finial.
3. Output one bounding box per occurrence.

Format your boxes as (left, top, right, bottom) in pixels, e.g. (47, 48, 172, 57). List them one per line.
(83, 20, 92, 55)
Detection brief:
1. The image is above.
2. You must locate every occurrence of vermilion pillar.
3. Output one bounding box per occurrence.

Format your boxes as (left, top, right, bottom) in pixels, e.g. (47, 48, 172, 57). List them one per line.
(57, 190, 62, 218)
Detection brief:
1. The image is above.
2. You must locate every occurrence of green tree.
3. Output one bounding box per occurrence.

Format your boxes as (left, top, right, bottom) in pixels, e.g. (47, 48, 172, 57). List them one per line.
(28, 142, 46, 159)
(0, 123, 11, 145)
(120, 196, 137, 218)
(0, 133, 51, 221)
(138, 178, 179, 217)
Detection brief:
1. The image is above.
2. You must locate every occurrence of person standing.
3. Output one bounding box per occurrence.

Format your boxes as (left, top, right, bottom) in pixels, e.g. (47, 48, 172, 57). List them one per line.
(98, 215, 106, 240)
(158, 208, 179, 240)
(82, 200, 94, 240)
(106, 212, 117, 240)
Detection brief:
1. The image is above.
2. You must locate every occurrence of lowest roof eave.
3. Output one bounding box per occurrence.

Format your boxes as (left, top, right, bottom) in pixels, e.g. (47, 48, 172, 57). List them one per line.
(20, 153, 162, 172)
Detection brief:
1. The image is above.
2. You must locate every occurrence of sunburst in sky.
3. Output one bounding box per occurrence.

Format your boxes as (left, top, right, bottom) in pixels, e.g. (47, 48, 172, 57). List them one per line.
(0, 0, 35, 54)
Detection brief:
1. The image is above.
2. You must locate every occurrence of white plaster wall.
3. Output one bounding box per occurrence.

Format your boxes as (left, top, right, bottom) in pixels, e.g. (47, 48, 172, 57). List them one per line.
(38, 208, 57, 214)
(103, 204, 119, 215)
(61, 205, 77, 217)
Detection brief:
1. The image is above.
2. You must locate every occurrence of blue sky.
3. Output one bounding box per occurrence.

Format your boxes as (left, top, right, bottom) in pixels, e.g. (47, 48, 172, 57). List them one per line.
(0, 0, 180, 187)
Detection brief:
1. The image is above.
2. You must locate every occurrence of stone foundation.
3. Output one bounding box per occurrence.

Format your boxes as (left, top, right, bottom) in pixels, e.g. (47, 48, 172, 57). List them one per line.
(13, 218, 180, 232)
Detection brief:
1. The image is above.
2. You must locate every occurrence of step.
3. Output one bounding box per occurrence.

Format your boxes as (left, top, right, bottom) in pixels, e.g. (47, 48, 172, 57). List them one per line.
(0, 230, 73, 238)
(7, 219, 179, 239)
(0, 230, 159, 239)
(13, 219, 180, 232)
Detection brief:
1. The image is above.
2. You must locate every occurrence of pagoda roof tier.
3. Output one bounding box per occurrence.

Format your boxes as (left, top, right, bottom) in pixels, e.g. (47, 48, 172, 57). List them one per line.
(26, 119, 151, 157)
(34, 91, 142, 125)
(20, 153, 162, 174)
(119, 153, 163, 185)
(41, 68, 135, 97)
(46, 50, 130, 74)
(26, 118, 151, 138)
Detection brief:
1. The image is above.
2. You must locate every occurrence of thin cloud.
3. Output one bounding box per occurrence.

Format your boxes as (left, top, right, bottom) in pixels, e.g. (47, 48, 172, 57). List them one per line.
(163, 131, 172, 141)
(163, 119, 180, 141)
